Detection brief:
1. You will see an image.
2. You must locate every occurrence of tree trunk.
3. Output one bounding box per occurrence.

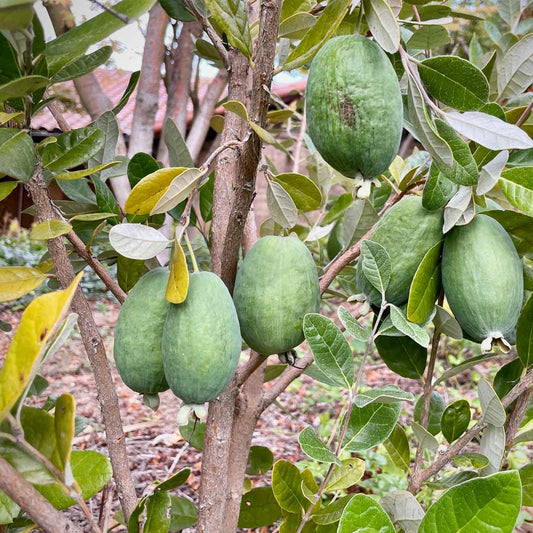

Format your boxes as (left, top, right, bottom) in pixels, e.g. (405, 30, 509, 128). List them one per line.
(128, 3, 168, 156)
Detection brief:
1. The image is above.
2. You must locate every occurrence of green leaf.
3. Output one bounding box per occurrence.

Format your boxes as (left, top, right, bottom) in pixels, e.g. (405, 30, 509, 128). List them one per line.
(51, 46, 112, 84)
(451, 452, 489, 469)
(0, 129, 35, 182)
(433, 305, 462, 339)
(389, 305, 430, 348)
(54, 393, 75, 472)
(156, 468, 190, 492)
(238, 487, 282, 528)
(179, 420, 206, 450)
(441, 399, 471, 443)
(412, 421, 439, 449)
(283, 0, 350, 71)
(144, 491, 171, 533)
(419, 56, 489, 111)
(109, 223, 170, 260)
(303, 313, 354, 389)
(479, 424, 506, 476)
(0, 75, 49, 102)
(479, 379, 507, 427)
(444, 111, 533, 150)
(494, 358, 523, 399)
(499, 167, 533, 217)
(380, 490, 424, 533)
(436, 354, 501, 387)
(338, 494, 395, 533)
(160, 0, 196, 21)
(313, 494, 354, 525)
(516, 293, 533, 367)
(29, 220, 72, 241)
(483, 209, 533, 248)
(0, 31, 21, 84)
(322, 193, 352, 224)
(515, 428, 533, 444)
(163, 117, 194, 168)
(338, 306, 370, 342)
(169, 496, 198, 531)
(0, 181, 17, 203)
(375, 334, 427, 379)
(267, 181, 298, 229)
(497, 33, 533, 99)
(325, 459, 365, 492)
(52, 161, 120, 181)
(360, 240, 391, 297)
(355, 385, 414, 408)
(362, 0, 400, 54)
(407, 25, 451, 50)
(272, 461, 306, 513)
(343, 402, 401, 452)
(383, 425, 410, 471)
(112, 71, 140, 115)
(434, 119, 478, 185)
(299, 426, 340, 465)
(419, 471, 521, 533)
(407, 241, 441, 324)
(279, 12, 316, 39)
(498, 0, 522, 29)
(246, 446, 274, 475)
(128, 152, 160, 188)
(340, 200, 378, 249)
(204, 0, 252, 58)
(0, 490, 19, 525)
(477, 150, 509, 196)
(273, 172, 322, 211)
(92, 175, 119, 216)
(414, 391, 445, 436)
(422, 163, 458, 211)
(519, 464, 533, 506)
(40, 127, 105, 172)
(426, 470, 479, 490)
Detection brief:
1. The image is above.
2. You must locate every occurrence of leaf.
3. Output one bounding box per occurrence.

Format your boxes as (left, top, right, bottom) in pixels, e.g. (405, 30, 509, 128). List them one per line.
(389, 305, 430, 348)
(477, 150, 509, 195)
(29, 220, 72, 241)
(112, 71, 140, 115)
(0, 273, 82, 423)
(40, 127, 105, 172)
(479, 379, 507, 427)
(419, 471, 521, 533)
(479, 425, 506, 476)
(383, 424, 410, 471)
(266, 181, 298, 229)
(435, 354, 501, 386)
(273, 173, 322, 211)
(0, 75, 49, 102)
(375, 334, 427, 379)
(520, 464, 533, 506)
(144, 491, 171, 533)
(246, 446, 274, 476)
(414, 391, 445, 435)
(342, 402, 401, 452)
(419, 56, 489, 111)
(412, 422, 439, 449)
(380, 491, 424, 533)
(426, 471, 479, 490)
(497, 33, 533, 99)
(498, 0, 522, 29)
(363, 0, 400, 54)
(407, 242, 441, 324)
(451, 452, 489, 469)
(494, 358, 523, 399)
(422, 163, 458, 211)
(407, 75, 453, 168)
(312, 494, 354, 525)
(303, 313, 354, 388)
(340, 200, 378, 248)
(151, 168, 203, 215)
(163, 117, 194, 168)
(238, 487, 283, 529)
(279, 12, 316, 39)
(517, 293, 533, 367)
(127, 152, 160, 188)
(441, 399, 471, 443)
(52, 161, 121, 181)
(54, 393, 75, 473)
(109, 223, 170, 260)
(443, 186, 474, 234)
(499, 167, 533, 217)
(360, 240, 391, 297)
(325, 458, 365, 492)
(166, 237, 189, 304)
(299, 426, 340, 465)
(433, 305, 462, 339)
(0, 129, 36, 182)
(0, 181, 17, 202)
(0, 490, 19, 525)
(483, 209, 533, 247)
(406, 25, 451, 50)
(155, 468, 190, 492)
(51, 46, 113, 84)
(338, 306, 370, 342)
(160, 0, 196, 21)
(444, 111, 533, 150)
(169, 495, 197, 531)
(272, 461, 306, 513)
(338, 494, 395, 533)
(283, 0, 350, 71)
(204, 0, 252, 58)
(355, 385, 414, 408)
(179, 420, 206, 450)
(0, 266, 47, 303)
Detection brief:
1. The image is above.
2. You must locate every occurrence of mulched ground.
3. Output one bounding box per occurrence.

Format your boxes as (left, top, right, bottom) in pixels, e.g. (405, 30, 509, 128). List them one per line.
(1, 299, 531, 532)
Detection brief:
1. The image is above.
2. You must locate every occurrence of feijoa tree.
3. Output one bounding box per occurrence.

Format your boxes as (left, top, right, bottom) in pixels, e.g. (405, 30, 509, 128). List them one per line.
(1, 0, 533, 532)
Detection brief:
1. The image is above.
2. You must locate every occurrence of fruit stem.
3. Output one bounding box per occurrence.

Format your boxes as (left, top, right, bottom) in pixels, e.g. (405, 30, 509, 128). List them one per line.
(184, 231, 199, 273)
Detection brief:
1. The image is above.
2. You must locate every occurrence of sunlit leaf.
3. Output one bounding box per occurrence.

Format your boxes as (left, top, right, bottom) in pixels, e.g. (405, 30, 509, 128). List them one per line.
(0, 267, 47, 303)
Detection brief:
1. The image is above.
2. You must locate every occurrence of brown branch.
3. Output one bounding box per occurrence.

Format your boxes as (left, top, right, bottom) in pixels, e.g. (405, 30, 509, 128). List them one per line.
(505, 387, 533, 449)
(25, 161, 137, 521)
(87, 0, 132, 24)
(0, 455, 83, 533)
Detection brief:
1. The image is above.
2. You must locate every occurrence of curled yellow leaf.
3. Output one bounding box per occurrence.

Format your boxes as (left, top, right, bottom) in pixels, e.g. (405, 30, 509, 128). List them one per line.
(166, 236, 189, 304)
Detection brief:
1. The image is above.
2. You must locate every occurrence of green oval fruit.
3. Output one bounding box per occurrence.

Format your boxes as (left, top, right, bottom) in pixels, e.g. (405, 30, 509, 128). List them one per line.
(162, 272, 241, 404)
(356, 196, 444, 306)
(114, 268, 169, 394)
(442, 214, 523, 350)
(306, 35, 403, 178)
(233, 236, 320, 355)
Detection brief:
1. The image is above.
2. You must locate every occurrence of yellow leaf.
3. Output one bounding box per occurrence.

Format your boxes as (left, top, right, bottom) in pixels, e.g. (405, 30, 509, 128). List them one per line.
(0, 272, 83, 423)
(222, 100, 249, 121)
(0, 266, 47, 302)
(30, 220, 72, 241)
(55, 393, 76, 472)
(124, 167, 187, 215)
(166, 237, 189, 304)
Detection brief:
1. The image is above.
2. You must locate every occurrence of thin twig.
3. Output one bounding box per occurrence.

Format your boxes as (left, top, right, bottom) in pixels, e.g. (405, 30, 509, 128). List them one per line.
(87, 0, 132, 24)
(515, 99, 533, 128)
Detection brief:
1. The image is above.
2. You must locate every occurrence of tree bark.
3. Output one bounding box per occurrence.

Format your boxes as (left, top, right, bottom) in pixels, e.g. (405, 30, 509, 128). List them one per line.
(128, 3, 168, 156)
(0, 456, 83, 533)
(25, 163, 137, 521)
